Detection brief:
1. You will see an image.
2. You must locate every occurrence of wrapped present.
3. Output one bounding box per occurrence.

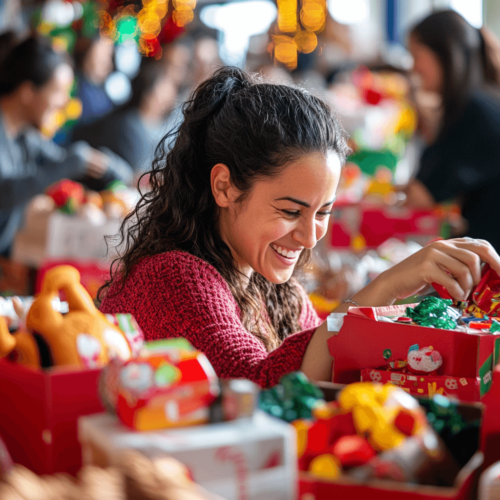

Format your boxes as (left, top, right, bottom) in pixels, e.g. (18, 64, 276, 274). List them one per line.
(101, 339, 220, 431)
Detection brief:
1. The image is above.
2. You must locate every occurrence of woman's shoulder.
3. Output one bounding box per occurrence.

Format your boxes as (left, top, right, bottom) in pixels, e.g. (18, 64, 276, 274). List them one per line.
(125, 250, 233, 297)
(101, 250, 236, 315)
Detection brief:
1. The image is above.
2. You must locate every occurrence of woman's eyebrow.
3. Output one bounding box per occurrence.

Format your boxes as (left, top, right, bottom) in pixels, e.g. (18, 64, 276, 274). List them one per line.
(275, 196, 336, 208)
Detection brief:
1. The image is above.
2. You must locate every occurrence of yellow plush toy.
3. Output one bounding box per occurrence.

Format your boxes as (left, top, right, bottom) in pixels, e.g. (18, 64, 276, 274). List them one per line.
(0, 266, 134, 369)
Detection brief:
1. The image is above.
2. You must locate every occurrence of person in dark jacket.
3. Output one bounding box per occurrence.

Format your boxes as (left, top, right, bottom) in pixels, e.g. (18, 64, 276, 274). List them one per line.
(73, 56, 177, 174)
(405, 10, 500, 252)
(0, 33, 133, 255)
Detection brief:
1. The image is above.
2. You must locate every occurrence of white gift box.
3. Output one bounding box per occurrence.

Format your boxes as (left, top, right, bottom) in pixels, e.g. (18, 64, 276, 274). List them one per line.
(79, 411, 297, 500)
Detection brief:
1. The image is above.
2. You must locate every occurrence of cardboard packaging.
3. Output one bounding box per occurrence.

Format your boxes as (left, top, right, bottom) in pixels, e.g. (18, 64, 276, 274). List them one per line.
(298, 382, 484, 500)
(0, 359, 104, 475)
(79, 411, 297, 500)
(328, 306, 500, 400)
(13, 211, 120, 267)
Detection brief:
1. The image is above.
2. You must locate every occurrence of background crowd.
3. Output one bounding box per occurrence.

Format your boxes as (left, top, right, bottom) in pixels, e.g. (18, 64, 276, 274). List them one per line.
(1, 0, 500, 305)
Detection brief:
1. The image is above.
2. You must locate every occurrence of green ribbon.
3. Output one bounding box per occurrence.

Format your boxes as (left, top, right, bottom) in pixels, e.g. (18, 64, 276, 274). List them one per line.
(406, 297, 460, 330)
(259, 372, 325, 422)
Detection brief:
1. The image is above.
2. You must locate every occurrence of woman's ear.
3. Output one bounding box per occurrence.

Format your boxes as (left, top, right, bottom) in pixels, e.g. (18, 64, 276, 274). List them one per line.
(211, 163, 239, 208)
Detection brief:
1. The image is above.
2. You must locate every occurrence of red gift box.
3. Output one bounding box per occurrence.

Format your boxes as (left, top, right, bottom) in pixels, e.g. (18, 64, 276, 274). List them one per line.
(481, 364, 500, 470)
(0, 359, 103, 475)
(329, 204, 442, 249)
(327, 305, 500, 400)
(360, 369, 481, 401)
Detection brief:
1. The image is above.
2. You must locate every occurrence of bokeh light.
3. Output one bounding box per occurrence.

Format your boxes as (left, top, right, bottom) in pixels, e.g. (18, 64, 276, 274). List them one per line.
(272, 0, 326, 68)
(277, 0, 298, 33)
(294, 29, 317, 53)
(273, 35, 297, 69)
(300, 0, 326, 32)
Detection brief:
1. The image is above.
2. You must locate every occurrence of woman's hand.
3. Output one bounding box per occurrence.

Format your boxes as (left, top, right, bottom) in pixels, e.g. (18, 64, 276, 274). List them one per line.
(376, 238, 500, 302)
(85, 149, 109, 179)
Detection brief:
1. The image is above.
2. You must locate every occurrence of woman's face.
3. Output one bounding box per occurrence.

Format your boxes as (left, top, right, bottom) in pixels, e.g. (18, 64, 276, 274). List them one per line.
(216, 151, 341, 283)
(26, 64, 74, 130)
(409, 35, 443, 93)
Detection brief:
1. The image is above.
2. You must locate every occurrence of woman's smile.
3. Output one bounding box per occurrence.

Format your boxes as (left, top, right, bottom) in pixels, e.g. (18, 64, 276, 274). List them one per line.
(270, 243, 301, 266)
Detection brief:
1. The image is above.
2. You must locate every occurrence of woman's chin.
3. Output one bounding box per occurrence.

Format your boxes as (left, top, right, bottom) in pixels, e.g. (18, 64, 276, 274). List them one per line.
(262, 268, 294, 284)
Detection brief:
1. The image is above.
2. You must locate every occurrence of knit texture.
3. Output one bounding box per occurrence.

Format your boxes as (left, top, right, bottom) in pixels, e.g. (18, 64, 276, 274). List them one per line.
(100, 250, 321, 388)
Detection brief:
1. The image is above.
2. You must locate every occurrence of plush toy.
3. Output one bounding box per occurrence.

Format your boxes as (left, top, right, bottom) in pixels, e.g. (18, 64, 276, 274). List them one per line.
(0, 266, 140, 369)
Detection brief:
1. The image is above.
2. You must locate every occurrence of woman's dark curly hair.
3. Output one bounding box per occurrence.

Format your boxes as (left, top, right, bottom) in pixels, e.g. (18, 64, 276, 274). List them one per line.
(99, 66, 349, 351)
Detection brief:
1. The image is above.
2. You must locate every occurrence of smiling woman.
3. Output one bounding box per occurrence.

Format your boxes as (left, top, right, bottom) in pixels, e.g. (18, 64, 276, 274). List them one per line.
(99, 66, 500, 387)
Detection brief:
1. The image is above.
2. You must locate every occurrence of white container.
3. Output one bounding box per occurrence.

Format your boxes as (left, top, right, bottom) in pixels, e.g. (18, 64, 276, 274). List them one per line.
(79, 411, 297, 500)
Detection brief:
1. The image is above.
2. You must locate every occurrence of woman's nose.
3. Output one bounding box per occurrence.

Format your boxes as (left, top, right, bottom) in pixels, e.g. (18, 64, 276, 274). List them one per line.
(293, 218, 317, 249)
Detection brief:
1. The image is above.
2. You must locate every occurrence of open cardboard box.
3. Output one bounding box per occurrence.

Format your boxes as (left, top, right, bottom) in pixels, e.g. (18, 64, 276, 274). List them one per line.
(298, 382, 484, 500)
(0, 359, 104, 475)
(327, 306, 500, 401)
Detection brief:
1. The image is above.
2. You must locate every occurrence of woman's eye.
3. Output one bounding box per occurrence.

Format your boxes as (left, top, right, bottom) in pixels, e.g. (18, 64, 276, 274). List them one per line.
(316, 211, 333, 219)
(282, 210, 301, 218)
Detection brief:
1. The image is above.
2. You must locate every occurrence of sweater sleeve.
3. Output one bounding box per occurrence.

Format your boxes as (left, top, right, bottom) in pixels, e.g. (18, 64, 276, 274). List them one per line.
(104, 253, 317, 388)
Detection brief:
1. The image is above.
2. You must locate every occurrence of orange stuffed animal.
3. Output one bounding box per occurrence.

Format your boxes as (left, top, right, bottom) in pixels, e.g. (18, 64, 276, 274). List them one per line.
(0, 266, 134, 369)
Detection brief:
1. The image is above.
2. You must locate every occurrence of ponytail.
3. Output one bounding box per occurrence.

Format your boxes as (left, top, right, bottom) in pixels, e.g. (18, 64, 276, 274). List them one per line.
(0, 34, 68, 97)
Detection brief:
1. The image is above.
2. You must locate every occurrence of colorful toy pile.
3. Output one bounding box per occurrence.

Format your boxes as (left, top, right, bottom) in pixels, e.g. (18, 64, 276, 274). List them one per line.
(261, 374, 478, 487)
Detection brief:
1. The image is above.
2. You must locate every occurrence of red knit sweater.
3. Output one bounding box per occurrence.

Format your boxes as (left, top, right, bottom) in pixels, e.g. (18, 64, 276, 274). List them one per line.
(100, 251, 321, 387)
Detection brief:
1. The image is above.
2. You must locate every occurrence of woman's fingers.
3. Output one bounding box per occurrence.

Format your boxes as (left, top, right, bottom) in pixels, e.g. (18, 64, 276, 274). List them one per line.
(452, 238, 500, 275)
(432, 251, 474, 299)
(430, 241, 482, 286)
(426, 261, 467, 300)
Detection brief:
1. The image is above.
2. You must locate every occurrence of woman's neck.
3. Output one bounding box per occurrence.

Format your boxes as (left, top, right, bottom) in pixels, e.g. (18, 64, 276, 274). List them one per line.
(0, 96, 28, 138)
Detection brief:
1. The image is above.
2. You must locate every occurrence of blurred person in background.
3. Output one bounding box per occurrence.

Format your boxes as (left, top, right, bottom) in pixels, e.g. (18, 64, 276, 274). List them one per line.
(404, 10, 500, 251)
(73, 35, 114, 125)
(0, 33, 133, 256)
(192, 37, 222, 87)
(163, 41, 192, 93)
(73, 56, 177, 174)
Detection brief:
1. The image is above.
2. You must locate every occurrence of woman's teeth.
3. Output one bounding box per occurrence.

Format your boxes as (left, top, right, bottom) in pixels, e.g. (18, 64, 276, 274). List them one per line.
(271, 244, 300, 259)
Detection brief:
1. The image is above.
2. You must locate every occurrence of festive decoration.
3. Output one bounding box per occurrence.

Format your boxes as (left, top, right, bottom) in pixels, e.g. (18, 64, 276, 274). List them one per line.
(406, 296, 460, 330)
(270, 0, 326, 69)
(259, 371, 324, 422)
(407, 345, 443, 375)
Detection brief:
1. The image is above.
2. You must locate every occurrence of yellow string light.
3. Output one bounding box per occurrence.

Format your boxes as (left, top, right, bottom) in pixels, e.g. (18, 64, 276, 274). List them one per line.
(294, 30, 317, 53)
(277, 0, 298, 33)
(273, 35, 298, 69)
(273, 0, 325, 67)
